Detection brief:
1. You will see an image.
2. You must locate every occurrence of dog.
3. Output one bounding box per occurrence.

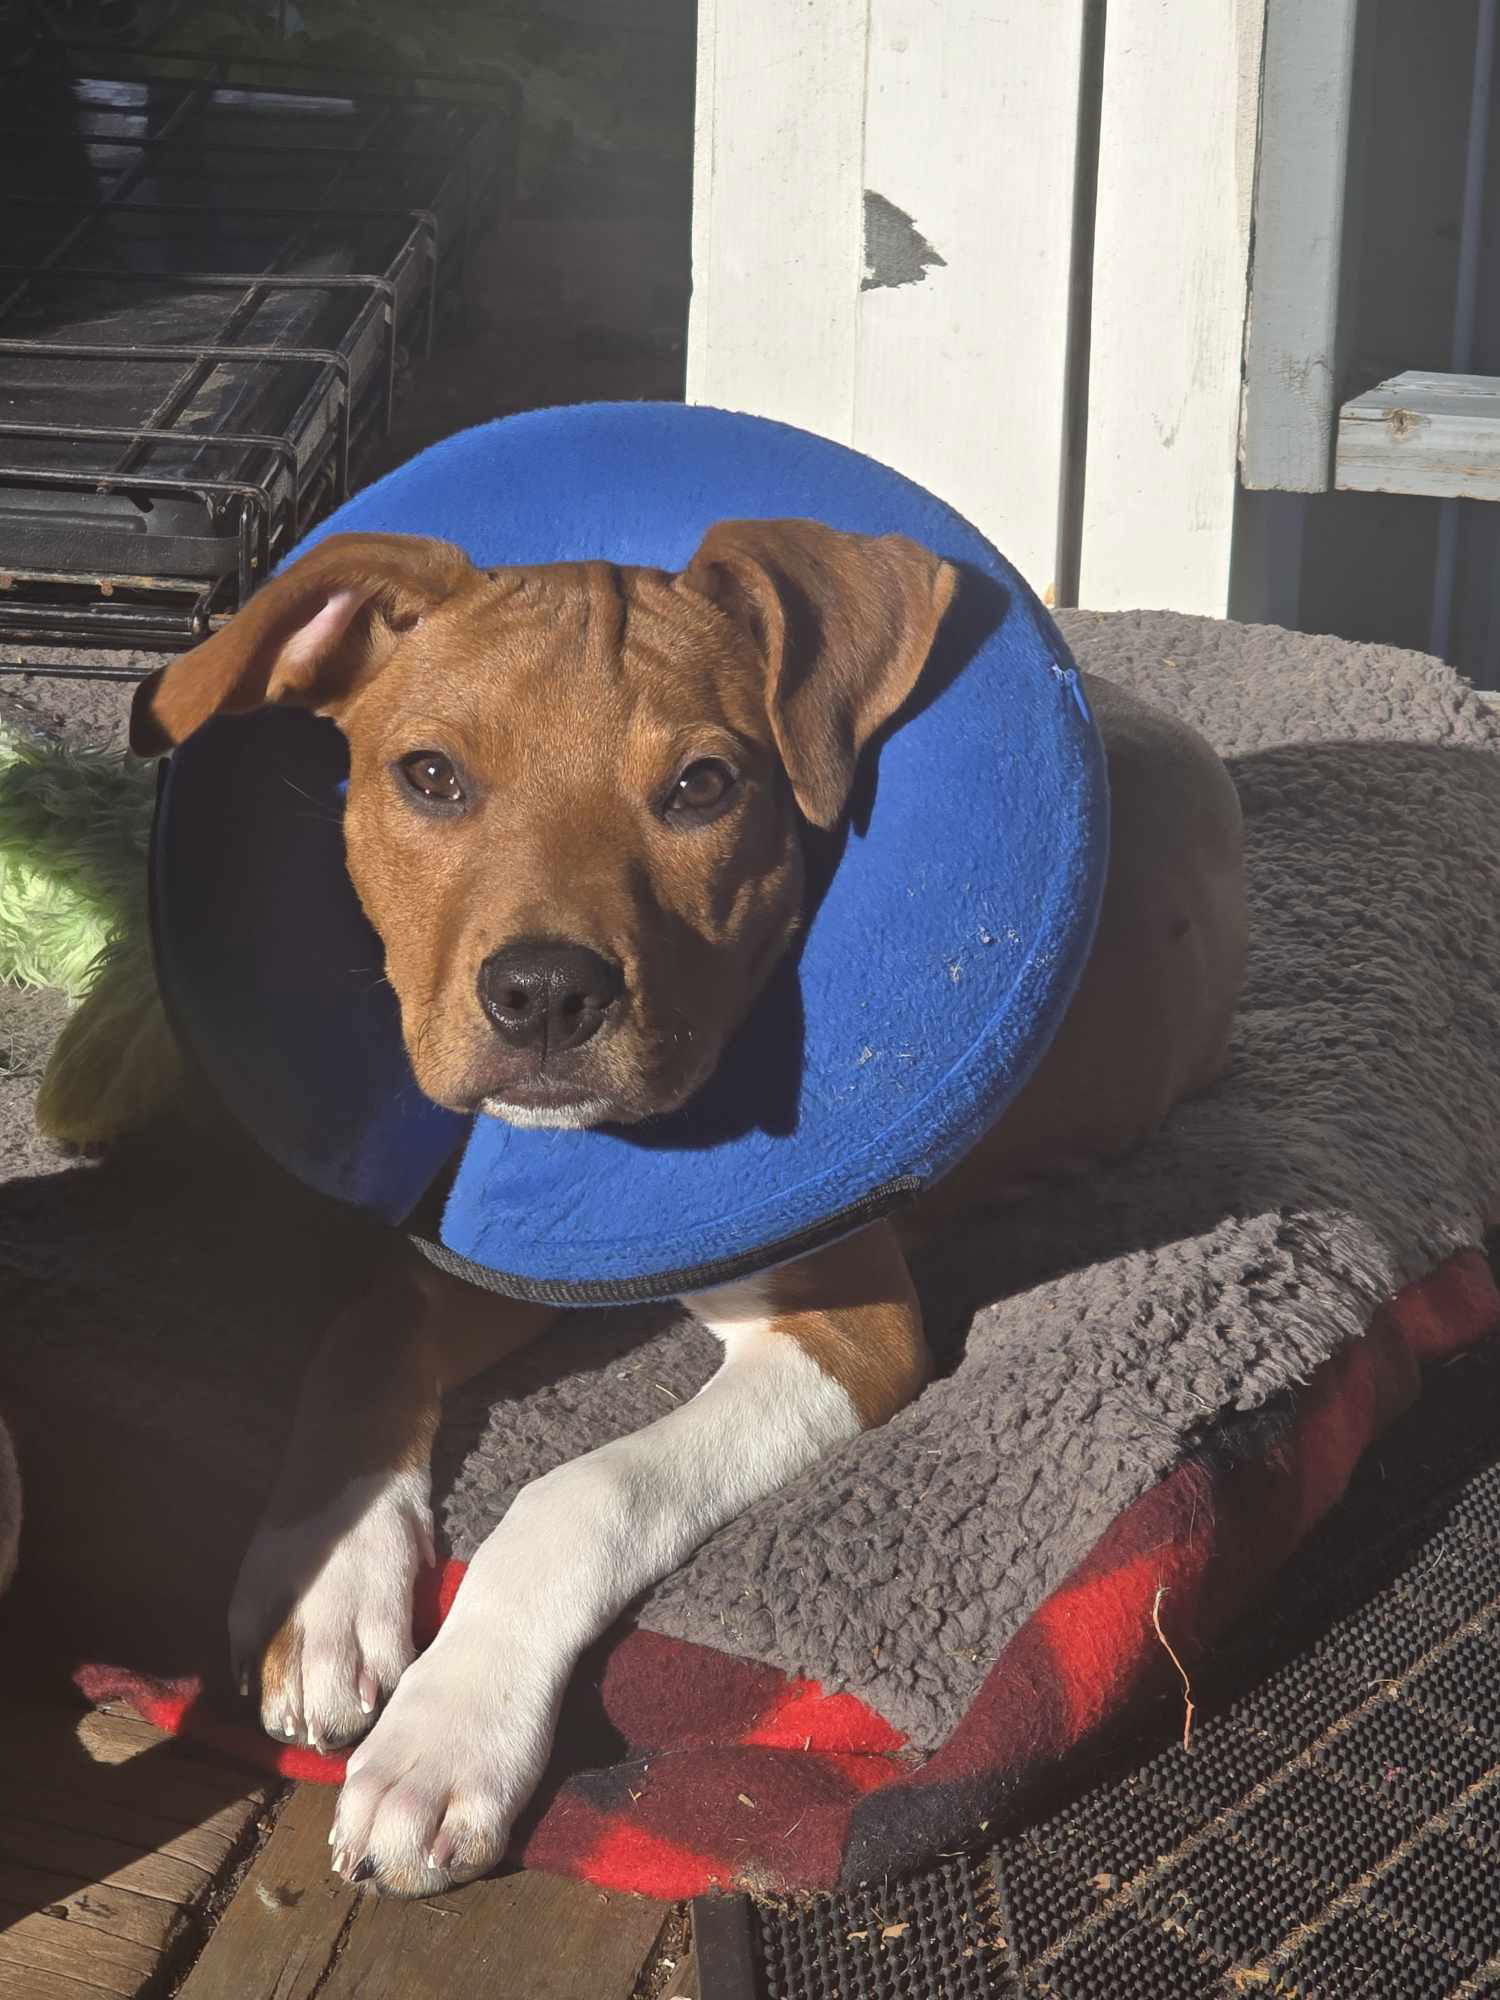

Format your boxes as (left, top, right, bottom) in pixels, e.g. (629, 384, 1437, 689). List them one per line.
(130, 518, 1247, 1896)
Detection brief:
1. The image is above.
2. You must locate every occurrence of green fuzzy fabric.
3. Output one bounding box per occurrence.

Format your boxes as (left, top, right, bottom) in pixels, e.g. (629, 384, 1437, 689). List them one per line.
(0, 725, 154, 999)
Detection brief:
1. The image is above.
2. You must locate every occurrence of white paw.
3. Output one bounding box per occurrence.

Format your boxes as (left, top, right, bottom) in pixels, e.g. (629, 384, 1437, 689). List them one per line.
(229, 1470, 433, 1754)
(328, 1635, 557, 1896)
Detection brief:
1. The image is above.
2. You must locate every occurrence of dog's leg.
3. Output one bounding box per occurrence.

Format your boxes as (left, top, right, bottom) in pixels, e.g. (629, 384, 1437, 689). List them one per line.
(232, 1249, 553, 1755)
(329, 1220, 927, 1896)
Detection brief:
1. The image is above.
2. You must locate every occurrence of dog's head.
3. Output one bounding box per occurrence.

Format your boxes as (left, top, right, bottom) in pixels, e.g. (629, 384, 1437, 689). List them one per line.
(132, 521, 956, 1128)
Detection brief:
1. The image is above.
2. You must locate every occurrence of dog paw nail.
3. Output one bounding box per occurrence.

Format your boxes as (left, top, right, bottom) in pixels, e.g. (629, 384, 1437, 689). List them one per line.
(357, 1669, 379, 1713)
(331, 1847, 347, 1875)
(349, 1856, 375, 1884)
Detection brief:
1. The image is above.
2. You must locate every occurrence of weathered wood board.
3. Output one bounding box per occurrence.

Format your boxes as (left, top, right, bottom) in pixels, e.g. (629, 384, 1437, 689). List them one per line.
(1337, 371, 1500, 502)
(1078, 0, 1266, 614)
(688, 0, 1091, 597)
(176, 1779, 679, 2000)
(690, 0, 1272, 615)
(0, 1700, 270, 2000)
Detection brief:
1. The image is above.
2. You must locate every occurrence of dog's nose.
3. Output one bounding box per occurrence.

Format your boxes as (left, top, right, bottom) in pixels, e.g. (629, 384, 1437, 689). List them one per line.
(478, 939, 625, 1053)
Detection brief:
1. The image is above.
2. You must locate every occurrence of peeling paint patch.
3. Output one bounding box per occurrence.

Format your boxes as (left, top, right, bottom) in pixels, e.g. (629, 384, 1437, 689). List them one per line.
(862, 191, 946, 292)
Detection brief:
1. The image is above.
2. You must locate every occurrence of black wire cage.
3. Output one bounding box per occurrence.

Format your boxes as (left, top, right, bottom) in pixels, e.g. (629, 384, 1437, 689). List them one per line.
(0, 24, 517, 673)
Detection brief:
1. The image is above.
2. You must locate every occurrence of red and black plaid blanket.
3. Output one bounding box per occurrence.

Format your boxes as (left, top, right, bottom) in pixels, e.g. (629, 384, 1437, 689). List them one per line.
(81, 1248, 1498, 1898)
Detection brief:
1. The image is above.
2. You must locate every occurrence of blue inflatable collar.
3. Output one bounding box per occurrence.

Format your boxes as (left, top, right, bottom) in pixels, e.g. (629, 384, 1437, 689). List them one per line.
(151, 405, 1107, 1303)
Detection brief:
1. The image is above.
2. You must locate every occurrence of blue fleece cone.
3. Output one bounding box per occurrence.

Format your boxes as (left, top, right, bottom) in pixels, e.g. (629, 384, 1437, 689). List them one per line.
(151, 403, 1108, 1303)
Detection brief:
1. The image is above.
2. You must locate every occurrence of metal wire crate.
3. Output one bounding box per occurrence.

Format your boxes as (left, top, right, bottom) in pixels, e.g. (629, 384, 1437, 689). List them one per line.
(0, 49, 516, 669)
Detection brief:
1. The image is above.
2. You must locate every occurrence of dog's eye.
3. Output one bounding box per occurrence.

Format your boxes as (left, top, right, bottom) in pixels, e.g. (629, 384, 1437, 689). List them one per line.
(398, 750, 464, 805)
(664, 758, 737, 822)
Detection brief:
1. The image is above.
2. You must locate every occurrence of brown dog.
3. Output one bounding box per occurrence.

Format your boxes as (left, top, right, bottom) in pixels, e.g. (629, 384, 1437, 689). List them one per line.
(132, 521, 1246, 1896)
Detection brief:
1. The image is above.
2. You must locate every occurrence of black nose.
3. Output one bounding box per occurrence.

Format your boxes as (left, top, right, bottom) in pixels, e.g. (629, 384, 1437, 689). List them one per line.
(478, 938, 625, 1053)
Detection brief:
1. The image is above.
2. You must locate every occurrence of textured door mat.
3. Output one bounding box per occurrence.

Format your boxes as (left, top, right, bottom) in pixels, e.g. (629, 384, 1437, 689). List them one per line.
(697, 1303, 1500, 1997)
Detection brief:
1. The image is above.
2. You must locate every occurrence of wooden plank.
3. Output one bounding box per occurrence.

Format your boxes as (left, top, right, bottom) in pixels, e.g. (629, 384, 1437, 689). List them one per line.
(689, 0, 1088, 596)
(1337, 369, 1500, 500)
(174, 1785, 358, 2000)
(0, 1812, 214, 1908)
(0, 1702, 273, 1999)
(1079, 0, 1267, 614)
(72, 1705, 250, 1777)
(0, 1861, 178, 1953)
(179, 1779, 674, 2000)
(321, 1877, 671, 2000)
(2, 1702, 270, 1810)
(1240, 0, 1359, 491)
(5, 1780, 250, 1871)
(1, 1744, 267, 1830)
(851, 0, 1088, 595)
(0, 1905, 158, 1997)
(686, 0, 868, 440)
(0, 1960, 149, 2000)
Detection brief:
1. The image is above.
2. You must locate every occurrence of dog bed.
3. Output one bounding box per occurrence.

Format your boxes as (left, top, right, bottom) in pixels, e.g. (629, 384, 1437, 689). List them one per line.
(77, 607, 1500, 1898)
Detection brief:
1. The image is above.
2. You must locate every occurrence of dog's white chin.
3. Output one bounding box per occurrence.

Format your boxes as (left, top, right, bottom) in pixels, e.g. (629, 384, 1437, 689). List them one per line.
(479, 1095, 616, 1131)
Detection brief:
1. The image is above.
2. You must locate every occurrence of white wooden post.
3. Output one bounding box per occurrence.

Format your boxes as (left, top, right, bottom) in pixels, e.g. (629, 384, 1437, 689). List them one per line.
(688, 0, 869, 442)
(848, 0, 1091, 597)
(1077, 0, 1267, 615)
(688, 0, 1269, 615)
(688, 0, 1089, 598)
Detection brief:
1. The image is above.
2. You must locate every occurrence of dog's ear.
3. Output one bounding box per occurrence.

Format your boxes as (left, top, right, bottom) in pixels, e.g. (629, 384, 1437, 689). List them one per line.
(678, 518, 958, 828)
(129, 532, 478, 756)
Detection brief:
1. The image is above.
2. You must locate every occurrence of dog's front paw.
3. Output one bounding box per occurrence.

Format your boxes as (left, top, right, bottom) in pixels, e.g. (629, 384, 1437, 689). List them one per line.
(328, 1637, 555, 1896)
(229, 1471, 433, 1754)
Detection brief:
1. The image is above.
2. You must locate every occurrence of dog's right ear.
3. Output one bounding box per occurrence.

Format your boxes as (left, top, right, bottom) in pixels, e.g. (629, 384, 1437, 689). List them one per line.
(129, 532, 478, 757)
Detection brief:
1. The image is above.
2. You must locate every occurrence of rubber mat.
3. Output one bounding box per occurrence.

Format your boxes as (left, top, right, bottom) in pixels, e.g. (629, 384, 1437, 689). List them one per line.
(696, 1312, 1500, 1998)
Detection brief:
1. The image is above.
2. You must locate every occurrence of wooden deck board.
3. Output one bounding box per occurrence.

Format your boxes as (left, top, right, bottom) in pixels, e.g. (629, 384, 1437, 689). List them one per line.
(0, 1702, 270, 2000)
(0, 1862, 180, 1954)
(0, 1901, 159, 1995)
(0, 1810, 227, 1908)
(1, 1702, 688, 1999)
(178, 1779, 676, 2000)
(173, 1784, 359, 2000)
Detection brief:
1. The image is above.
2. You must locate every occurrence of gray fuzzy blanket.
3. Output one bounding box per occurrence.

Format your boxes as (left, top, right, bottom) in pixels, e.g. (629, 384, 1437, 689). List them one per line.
(434, 609, 1500, 1750)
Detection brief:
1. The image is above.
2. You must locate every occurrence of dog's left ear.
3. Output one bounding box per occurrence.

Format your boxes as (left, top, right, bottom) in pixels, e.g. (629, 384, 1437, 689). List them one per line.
(679, 518, 958, 828)
(128, 532, 478, 756)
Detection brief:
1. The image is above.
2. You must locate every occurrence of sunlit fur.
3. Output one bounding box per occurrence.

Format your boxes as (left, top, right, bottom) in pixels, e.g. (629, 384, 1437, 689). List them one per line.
(338, 563, 806, 1127)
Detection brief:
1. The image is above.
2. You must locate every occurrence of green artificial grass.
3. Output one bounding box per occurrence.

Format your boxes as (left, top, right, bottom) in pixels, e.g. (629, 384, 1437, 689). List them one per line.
(0, 724, 154, 999)
(0, 724, 184, 1144)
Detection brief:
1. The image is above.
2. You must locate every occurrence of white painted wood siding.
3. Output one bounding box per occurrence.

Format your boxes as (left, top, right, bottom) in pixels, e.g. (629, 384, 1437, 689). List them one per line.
(690, 0, 1271, 616)
(850, 0, 1089, 597)
(1077, 0, 1266, 613)
(689, 0, 869, 441)
(689, 0, 1087, 598)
